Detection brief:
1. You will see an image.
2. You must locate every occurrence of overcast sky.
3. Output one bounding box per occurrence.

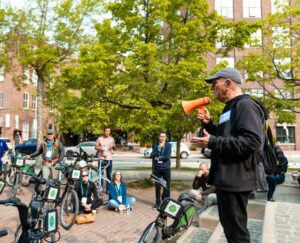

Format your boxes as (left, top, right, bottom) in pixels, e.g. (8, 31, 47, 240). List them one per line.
(8, 0, 25, 8)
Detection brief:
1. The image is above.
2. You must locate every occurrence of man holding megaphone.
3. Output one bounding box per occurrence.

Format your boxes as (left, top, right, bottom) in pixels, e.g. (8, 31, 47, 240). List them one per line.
(191, 67, 263, 243)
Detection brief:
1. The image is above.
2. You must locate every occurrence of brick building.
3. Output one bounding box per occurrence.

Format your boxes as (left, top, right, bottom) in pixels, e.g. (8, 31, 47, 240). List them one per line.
(205, 0, 299, 150)
(0, 64, 54, 142)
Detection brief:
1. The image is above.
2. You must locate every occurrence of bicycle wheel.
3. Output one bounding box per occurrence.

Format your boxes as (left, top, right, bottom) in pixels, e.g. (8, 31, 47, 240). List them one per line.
(21, 174, 30, 187)
(6, 169, 15, 186)
(13, 173, 20, 197)
(60, 189, 79, 230)
(138, 222, 161, 243)
(92, 176, 110, 204)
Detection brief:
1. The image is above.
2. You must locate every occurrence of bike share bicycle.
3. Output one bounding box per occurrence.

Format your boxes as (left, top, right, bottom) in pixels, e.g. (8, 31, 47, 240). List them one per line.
(0, 172, 60, 243)
(138, 174, 199, 243)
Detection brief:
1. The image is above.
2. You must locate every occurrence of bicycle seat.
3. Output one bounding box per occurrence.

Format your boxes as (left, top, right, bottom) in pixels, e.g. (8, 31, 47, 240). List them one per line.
(150, 174, 167, 189)
(55, 164, 66, 171)
(178, 193, 196, 203)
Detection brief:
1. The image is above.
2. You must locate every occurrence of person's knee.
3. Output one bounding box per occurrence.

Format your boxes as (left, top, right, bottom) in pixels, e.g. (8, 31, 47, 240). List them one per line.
(107, 200, 118, 210)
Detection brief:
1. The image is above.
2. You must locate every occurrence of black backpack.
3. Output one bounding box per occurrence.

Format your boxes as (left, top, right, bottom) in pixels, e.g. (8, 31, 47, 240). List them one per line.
(252, 99, 277, 175)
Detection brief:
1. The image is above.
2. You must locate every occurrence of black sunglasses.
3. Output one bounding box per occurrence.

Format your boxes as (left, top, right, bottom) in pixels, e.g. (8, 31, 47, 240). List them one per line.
(82, 174, 88, 177)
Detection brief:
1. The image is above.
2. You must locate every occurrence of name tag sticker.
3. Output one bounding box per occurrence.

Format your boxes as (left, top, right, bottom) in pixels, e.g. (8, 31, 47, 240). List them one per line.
(219, 110, 231, 124)
(46, 151, 52, 158)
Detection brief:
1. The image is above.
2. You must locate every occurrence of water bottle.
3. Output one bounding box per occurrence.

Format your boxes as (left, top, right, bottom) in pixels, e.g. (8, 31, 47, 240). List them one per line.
(126, 204, 131, 215)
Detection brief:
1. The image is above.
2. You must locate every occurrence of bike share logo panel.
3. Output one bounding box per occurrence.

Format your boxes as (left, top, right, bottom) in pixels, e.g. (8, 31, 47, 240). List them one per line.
(72, 169, 80, 179)
(48, 187, 58, 200)
(48, 211, 56, 232)
(165, 201, 181, 217)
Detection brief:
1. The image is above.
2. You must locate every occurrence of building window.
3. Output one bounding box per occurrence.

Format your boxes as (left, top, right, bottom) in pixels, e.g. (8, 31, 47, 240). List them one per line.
(216, 57, 235, 68)
(0, 66, 4, 82)
(245, 29, 262, 48)
(5, 113, 10, 128)
(23, 69, 30, 84)
(274, 58, 292, 79)
(276, 125, 295, 144)
(15, 115, 19, 129)
(272, 27, 290, 48)
(246, 88, 264, 98)
(23, 92, 29, 109)
(215, 0, 233, 18)
(32, 71, 38, 85)
(243, 0, 261, 18)
(216, 28, 233, 48)
(22, 122, 29, 141)
(271, 0, 289, 14)
(0, 92, 3, 108)
(31, 119, 37, 139)
(32, 95, 37, 110)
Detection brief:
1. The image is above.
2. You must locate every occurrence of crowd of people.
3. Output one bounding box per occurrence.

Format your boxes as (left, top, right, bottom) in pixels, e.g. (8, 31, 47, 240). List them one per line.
(1, 68, 300, 242)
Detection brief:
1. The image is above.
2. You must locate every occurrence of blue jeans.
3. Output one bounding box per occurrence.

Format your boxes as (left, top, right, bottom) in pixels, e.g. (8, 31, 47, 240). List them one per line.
(266, 174, 285, 200)
(107, 197, 136, 210)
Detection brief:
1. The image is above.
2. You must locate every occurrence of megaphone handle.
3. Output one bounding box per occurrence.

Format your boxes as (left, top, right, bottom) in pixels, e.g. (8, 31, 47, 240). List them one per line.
(198, 107, 205, 117)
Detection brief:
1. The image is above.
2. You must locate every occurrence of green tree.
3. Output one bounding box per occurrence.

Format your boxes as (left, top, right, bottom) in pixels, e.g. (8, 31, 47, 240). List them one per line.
(3, 0, 100, 145)
(237, 1, 300, 124)
(57, 0, 257, 168)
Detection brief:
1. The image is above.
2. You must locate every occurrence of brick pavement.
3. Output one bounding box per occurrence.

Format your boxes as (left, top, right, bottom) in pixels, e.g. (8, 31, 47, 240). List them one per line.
(0, 185, 180, 243)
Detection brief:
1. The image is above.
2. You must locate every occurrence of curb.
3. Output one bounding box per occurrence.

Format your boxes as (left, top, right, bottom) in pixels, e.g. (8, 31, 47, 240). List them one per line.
(262, 202, 277, 243)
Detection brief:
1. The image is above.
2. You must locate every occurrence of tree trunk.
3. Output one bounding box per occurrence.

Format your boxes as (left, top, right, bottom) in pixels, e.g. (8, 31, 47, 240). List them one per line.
(36, 74, 44, 148)
(175, 138, 181, 169)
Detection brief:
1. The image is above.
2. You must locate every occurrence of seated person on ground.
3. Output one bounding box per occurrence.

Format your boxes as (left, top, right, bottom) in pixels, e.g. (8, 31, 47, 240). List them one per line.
(108, 171, 135, 212)
(76, 169, 103, 213)
(190, 163, 216, 212)
(266, 146, 288, 202)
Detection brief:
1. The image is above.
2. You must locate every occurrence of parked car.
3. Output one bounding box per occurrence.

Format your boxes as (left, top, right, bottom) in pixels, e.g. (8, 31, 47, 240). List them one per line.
(144, 142, 190, 159)
(14, 139, 38, 155)
(0, 137, 13, 151)
(65, 141, 97, 157)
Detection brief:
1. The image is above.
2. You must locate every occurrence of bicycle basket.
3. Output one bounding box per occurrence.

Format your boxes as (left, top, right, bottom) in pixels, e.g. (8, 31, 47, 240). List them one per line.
(0, 179, 6, 194)
(159, 198, 184, 220)
(15, 159, 25, 167)
(44, 209, 58, 234)
(43, 184, 60, 202)
(68, 168, 81, 181)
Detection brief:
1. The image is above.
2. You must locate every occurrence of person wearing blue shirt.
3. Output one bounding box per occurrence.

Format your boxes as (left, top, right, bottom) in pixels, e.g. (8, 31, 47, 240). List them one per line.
(107, 171, 135, 212)
(0, 139, 9, 174)
(150, 132, 172, 209)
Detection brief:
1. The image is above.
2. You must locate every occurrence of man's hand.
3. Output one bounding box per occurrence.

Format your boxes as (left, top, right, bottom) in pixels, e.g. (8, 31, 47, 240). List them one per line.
(196, 170, 203, 177)
(191, 130, 211, 148)
(23, 155, 30, 159)
(197, 108, 211, 124)
(196, 194, 203, 201)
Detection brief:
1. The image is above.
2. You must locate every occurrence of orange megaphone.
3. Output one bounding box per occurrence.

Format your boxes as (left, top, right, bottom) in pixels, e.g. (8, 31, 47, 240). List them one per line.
(182, 97, 211, 115)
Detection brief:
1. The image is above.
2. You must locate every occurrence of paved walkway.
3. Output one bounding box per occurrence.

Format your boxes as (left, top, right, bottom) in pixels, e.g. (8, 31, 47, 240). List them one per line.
(0, 185, 180, 243)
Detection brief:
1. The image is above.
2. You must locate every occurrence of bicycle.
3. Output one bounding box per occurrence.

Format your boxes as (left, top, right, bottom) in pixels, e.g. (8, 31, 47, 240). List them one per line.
(73, 147, 111, 203)
(0, 175, 60, 243)
(138, 174, 198, 243)
(54, 162, 80, 230)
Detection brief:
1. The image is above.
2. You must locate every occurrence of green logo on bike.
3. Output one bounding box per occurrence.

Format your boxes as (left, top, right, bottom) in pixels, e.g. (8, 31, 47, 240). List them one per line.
(50, 215, 54, 226)
(50, 190, 56, 197)
(168, 205, 177, 213)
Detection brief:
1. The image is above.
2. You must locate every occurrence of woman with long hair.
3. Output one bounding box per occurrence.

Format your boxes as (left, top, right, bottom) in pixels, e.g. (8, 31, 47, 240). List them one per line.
(107, 171, 135, 212)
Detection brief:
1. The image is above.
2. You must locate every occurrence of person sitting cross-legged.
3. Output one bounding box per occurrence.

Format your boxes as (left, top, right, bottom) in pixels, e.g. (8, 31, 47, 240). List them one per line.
(76, 169, 103, 214)
(107, 171, 135, 212)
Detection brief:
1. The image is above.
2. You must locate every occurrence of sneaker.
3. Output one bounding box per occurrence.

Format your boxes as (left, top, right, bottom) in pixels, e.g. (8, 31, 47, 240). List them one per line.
(152, 204, 159, 210)
(267, 198, 275, 202)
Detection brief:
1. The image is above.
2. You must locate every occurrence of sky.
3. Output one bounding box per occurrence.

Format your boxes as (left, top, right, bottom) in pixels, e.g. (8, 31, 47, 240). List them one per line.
(7, 0, 25, 9)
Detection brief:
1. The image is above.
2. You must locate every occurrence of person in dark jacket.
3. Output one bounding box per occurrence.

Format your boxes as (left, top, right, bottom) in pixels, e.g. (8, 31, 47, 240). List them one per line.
(76, 169, 103, 213)
(192, 67, 263, 243)
(107, 171, 135, 212)
(190, 162, 216, 213)
(150, 132, 172, 209)
(266, 146, 288, 201)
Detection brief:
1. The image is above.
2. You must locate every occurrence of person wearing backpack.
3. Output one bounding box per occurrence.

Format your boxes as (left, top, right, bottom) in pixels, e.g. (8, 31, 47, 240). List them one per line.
(26, 129, 64, 189)
(266, 146, 288, 201)
(192, 67, 263, 243)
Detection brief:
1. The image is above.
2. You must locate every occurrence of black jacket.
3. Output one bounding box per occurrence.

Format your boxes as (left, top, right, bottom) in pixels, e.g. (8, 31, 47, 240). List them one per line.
(150, 142, 172, 169)
(204, 94, 263, 192)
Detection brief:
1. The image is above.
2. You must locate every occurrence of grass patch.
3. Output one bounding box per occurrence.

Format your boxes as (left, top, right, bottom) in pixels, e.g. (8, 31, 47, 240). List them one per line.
(127, 178, 191, 191)
(120, 167, 196, 172)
